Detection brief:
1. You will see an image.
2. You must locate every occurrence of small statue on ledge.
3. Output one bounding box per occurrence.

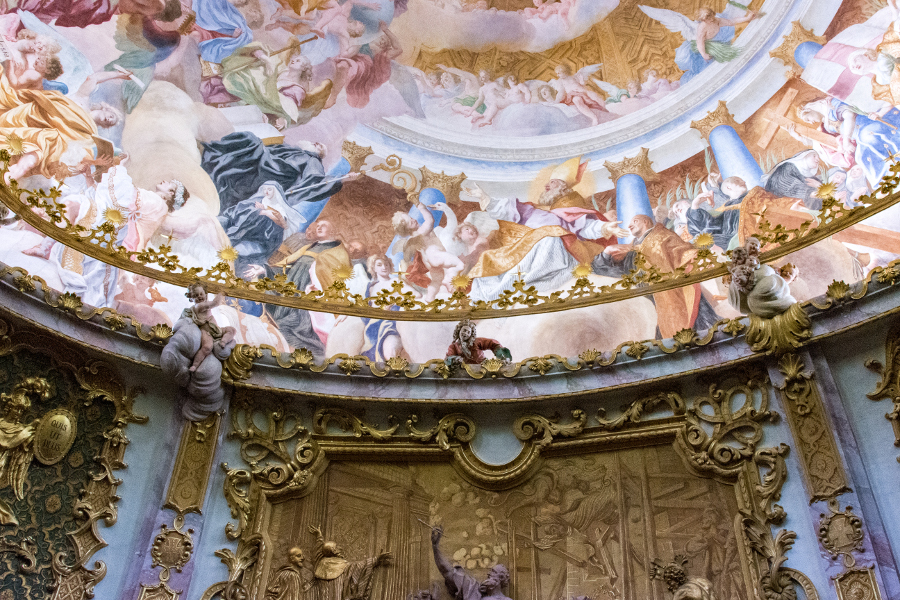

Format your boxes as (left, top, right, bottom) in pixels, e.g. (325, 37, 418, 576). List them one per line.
(445, 319, 511, 368)
(183, 282, 236, 372)
(727, 238, 798, 319)
(726, 237, 811, 354)
(161, 282, 238, 420)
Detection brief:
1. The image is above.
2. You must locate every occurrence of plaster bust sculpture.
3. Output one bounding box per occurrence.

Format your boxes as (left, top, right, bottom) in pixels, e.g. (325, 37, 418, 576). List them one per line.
(727, 237, 798, 319)
(160, 282, 237, 420)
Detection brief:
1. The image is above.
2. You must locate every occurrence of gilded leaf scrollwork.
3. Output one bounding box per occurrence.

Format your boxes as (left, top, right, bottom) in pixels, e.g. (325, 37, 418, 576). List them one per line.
(675, 369, 779, 478)
(513, 410, 587, 448)
(2, 152, 898, 321)
(865, 319, 900, 458)
(406, 414, 475, 450)
(312, 408, 399, 440)
(596, 391, 686, 430)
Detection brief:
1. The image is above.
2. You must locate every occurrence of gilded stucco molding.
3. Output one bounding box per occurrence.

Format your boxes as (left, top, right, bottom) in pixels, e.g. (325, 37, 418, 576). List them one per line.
(137, 517, 195, 600)
(865, 319, 900, 459)
(205, 370, 817, 600)
(2, 155, 898, 320)
(690, 100, 742, 139)
(775, 353, 851, 502)
(0, 317, 147, 600)
(818, 500, 864, 569)
(834, 567, 882, 600)
(745, 303, 812, 356)
(163, 414, 222, 517)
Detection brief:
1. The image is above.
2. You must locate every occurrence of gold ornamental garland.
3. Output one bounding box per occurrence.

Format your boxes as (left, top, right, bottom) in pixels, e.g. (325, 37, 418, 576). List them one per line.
(1, 152, 899, 321)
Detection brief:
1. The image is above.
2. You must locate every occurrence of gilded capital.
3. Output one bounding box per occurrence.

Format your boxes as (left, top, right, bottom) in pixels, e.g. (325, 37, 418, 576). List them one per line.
(341, 140, 374, 173)
(603, 147, 659, 183)
(419, 166, 468, 204)
(690, 100, 741, 139)
(769, 21, 827, 79)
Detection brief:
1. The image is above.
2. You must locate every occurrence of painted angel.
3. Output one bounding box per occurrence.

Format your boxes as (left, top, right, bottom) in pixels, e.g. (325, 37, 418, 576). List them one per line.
(549, 63, 608, 126)
(639, 5, 761, 84)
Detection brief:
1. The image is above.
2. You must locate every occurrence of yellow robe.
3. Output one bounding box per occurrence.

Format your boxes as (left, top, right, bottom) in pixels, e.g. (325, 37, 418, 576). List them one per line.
(635, 225, 701, 339)
(0, 67, 97, 178)
(469, 191, 607, 278)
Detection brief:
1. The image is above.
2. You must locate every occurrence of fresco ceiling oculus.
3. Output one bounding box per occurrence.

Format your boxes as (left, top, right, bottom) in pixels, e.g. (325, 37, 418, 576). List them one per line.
(0, 0, 899, 366)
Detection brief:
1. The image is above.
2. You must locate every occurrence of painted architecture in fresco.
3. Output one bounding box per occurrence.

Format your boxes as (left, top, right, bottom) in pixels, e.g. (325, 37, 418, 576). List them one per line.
(0, 0, 898, 363)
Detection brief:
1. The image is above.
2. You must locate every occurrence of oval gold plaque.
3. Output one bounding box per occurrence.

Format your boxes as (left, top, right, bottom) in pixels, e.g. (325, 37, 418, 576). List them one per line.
(34, 409, 77, 466)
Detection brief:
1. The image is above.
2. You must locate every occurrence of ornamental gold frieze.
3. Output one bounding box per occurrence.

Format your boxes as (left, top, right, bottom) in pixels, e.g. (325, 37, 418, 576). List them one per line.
(5, 258, 900, 392)
(205, 368, 818, 600)
(865, 318, 900, 456)
(1, 153, 898, 321)
(0, 316, 146, 600)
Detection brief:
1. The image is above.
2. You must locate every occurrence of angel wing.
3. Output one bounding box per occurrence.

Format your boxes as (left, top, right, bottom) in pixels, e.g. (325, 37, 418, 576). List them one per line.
(574, 62, 603, 85)
(638, 5, 697, 40)
(590, 78, 627, 102)
(17, 10, 92, 94)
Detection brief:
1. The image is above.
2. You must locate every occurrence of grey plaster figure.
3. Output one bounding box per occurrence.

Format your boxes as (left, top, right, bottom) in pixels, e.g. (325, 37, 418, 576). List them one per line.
(160, 282, 237, 420)
(727, 237, 798, 318)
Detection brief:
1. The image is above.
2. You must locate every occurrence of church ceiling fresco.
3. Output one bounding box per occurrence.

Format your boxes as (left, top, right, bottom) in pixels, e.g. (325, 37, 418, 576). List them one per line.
(0, 0, 899, 367)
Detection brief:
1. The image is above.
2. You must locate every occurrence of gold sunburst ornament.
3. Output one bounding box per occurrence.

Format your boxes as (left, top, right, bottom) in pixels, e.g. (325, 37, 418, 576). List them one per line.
(815, 182, 837, 199)
(451, 274, 471, 290)
(5, 134, 24, 156)
(218, 246, 239, 262)
(331, 265, 354, 281)
(102, 208, 125, 227)
(571, 264, 592, 278)
(693, 233, 714, 248)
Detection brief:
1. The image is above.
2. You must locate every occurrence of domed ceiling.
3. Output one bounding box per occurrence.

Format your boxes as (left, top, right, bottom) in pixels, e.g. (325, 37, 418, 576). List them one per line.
(0, 0, 898, 368)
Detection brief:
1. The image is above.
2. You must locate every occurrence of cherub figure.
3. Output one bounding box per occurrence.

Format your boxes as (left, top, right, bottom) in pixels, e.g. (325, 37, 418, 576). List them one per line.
(183, 282, 236, 373)
(522, 0, 574, 24)
(550, 63, 608, 126)
(392, 198, 465, 301)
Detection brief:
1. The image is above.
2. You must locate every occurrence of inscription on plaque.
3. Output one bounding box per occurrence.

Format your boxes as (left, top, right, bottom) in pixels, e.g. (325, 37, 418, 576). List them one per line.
(34, 409, 77, 465)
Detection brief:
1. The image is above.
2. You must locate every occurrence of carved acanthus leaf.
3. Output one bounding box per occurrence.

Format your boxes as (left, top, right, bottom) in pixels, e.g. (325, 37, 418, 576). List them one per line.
(596, 391, 685, 430)
(406, 414, 475, 450)
(313, 408, 399, 441)
(513, 410, 586, 448)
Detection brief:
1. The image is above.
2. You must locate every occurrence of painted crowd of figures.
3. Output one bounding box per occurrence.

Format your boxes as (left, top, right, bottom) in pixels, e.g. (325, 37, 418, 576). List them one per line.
(0, 0, 898, 363)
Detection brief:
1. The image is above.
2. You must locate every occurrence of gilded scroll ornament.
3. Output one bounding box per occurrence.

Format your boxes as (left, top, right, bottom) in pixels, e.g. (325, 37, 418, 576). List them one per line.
(340, 141, 374, 173)
(406, 414, 475, 450)
(745, 305, 812, 356)
(775, 353, 850, 502)
(596, 391, 685, 430)
(818, 500, 864, 568)
(0, 536, 36, 573)
(313, 409, 398, 440)
(138, 518, 195, 600)
(865, 320, 900, 457)
(834, 568, 882, 600)
(512, 409, 586, 449)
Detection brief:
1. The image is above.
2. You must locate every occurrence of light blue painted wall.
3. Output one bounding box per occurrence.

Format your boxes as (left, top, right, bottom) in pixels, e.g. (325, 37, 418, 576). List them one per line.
(818, 321, 900, 566)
